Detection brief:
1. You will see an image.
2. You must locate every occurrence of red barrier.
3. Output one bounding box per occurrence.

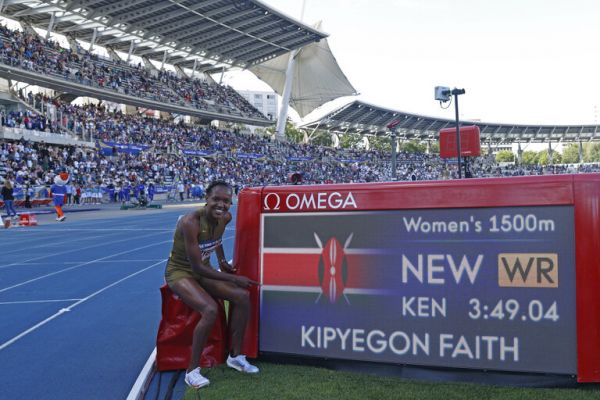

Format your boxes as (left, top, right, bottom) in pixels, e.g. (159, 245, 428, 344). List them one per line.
(573, 174, 600, 381)
(156, 284, 228, 371)
(233, 188, 262, 358)
(18, 213, 38, 226)
(32, 199, 52, 207)
(235, 174, 600, 382)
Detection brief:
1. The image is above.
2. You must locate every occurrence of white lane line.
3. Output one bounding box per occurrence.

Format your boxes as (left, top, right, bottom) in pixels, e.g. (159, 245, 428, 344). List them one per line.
(0, 230, 168, 270)
(126, 348, 157, 400)
(9, 260, 164, 265)
(5, 262, 59, 265)
(0, 241, 170, 294)
(0, 299, 83, 305)
(0, 259, 166, 351)
(63, 259, 165, 264)
(0, 232, 125, 256)
(9, 228, 173, 232)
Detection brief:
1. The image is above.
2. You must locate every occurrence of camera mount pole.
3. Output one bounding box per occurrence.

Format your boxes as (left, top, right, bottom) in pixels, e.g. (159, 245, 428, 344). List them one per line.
(386, 120, 401, 181)
(452, 88, 466, 179)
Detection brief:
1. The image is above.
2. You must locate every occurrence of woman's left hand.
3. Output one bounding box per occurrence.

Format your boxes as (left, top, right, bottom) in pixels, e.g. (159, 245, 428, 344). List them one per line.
(219, 259, 237, 274)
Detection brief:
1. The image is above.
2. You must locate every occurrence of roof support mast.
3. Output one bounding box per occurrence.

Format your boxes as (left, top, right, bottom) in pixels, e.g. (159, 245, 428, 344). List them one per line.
(127, 40, 136, 63)
(45, 11, 55, 39)
(89, 27, 97, 52)
(275, 0, 306, 140)
(191, 59, 198, 78)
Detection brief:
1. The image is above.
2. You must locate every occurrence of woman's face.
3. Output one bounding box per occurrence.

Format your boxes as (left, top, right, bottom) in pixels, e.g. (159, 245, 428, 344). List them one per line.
(205, 185, 232, 220)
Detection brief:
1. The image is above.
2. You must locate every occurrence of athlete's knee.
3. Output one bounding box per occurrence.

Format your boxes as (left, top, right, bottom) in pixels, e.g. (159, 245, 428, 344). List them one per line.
(231, 288, 250, 306)
(200, 302, 218, 324)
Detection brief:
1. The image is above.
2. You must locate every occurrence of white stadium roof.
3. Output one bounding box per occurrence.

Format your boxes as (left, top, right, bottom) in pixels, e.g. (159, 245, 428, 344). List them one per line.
(302, 100, 600, 143)
(1, 0, 328, 73)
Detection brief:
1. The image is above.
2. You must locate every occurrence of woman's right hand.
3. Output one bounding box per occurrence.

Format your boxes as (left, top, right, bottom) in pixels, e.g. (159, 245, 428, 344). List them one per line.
(231, 275, 260, 288)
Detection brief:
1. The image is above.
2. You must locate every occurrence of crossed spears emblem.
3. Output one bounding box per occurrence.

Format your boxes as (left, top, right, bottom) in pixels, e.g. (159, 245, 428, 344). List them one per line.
(313, 232, 353, 305)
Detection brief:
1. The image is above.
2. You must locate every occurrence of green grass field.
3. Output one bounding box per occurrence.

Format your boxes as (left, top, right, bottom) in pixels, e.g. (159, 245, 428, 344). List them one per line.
(182, 362, 600, 400)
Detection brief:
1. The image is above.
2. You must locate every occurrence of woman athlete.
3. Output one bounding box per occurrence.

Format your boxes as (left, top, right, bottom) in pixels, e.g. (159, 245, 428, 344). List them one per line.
(164, 181, 259, 388)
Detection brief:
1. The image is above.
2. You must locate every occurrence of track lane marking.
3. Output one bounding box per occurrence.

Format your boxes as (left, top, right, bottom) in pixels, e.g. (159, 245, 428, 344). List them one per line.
(0, 299, 83, 305)
(0, 259, 166, 351)
(0, 230, 168, 270)
(0, 240, 170, 293)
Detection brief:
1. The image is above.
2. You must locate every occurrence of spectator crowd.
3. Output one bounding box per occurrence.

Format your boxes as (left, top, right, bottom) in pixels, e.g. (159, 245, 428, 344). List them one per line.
(0, 24, 266, 121)
(2, 106, 600, 209)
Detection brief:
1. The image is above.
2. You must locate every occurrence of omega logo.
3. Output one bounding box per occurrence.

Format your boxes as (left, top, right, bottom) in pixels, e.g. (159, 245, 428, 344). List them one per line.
(263, 192, 357, 211)
(263, 192, 281, 210)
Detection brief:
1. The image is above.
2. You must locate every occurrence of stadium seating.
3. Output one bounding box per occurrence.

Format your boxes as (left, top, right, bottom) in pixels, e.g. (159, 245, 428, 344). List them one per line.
(0, 24, 265, 120)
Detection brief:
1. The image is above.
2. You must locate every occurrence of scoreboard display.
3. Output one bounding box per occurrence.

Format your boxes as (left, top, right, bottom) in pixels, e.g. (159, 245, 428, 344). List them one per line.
(260, 206, 576, 373)
(233, 175, 600, 381)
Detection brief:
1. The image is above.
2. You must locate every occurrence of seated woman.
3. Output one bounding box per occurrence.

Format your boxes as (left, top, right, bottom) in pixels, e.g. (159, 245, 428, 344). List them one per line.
(164, 181, 259, 389)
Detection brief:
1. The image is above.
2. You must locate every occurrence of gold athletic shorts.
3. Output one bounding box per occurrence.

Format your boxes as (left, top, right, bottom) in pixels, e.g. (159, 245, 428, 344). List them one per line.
(164, 258, 204, 288)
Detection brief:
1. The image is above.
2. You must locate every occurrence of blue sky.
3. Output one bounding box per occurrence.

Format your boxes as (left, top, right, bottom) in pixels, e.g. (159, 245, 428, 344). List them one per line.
(225, 0, 600, 125)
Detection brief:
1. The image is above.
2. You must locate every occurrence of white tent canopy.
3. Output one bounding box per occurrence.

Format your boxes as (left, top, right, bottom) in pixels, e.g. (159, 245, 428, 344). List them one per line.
(249, 22, 357, 118)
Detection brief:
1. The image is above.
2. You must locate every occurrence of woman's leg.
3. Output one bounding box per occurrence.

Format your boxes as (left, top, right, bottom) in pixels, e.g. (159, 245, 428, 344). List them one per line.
(198, 278, 250, 357)
(6, 200, 16, 216)
(169, 277, 218, 371)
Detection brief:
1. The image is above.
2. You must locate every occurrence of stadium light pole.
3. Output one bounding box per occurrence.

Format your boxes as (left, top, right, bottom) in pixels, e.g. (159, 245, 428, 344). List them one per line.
(387, 119, 401, 180)
(452, 88, 466, 179)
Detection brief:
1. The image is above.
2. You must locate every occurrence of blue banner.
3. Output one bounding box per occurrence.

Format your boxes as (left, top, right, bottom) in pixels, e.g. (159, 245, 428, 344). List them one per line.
(183, 149, 217, 157)
(236, 152, 264, 159)
(287, 156, 314, 162)
(337, 158, 364, 164)
(154, 185, 173, 194)
(97, 140, 150, 155)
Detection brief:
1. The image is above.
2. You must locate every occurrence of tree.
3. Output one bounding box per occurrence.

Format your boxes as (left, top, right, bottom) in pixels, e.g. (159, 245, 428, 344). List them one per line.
(310, 131, 333, 147)
(495, 150, 515, 163)
(537, 150, 562, 165)
(521, 151, 539, 165)
(282, 119, 303, 143)
(561, 144, 580, 164)
(369, 135, 392, 152)
(400, 140, 427, 153)
(430, 142, 440, 154)
(585, 142, 600, 162)
(339, 133, 362, 149)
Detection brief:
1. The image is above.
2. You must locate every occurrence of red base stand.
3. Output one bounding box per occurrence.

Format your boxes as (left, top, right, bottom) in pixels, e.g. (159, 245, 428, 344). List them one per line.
(156, 284, 228, 371)
(19, 213, 38, 226)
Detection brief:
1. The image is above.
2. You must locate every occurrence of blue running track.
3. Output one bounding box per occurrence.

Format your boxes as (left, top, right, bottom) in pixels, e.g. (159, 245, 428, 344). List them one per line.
(0, 205, 237, 399)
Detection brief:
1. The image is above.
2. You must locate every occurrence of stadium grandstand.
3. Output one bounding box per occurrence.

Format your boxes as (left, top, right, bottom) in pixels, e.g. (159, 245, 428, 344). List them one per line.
(302, 100, 600, 143)
(0, 0, 327, 125)
(2, 1, 600, 399)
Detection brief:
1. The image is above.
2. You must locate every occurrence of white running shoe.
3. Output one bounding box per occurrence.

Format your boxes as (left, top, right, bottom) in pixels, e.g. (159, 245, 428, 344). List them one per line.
(226, 355, 259, 374)
(184, 368, 210, 388)
(57, 216, 66, 222)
